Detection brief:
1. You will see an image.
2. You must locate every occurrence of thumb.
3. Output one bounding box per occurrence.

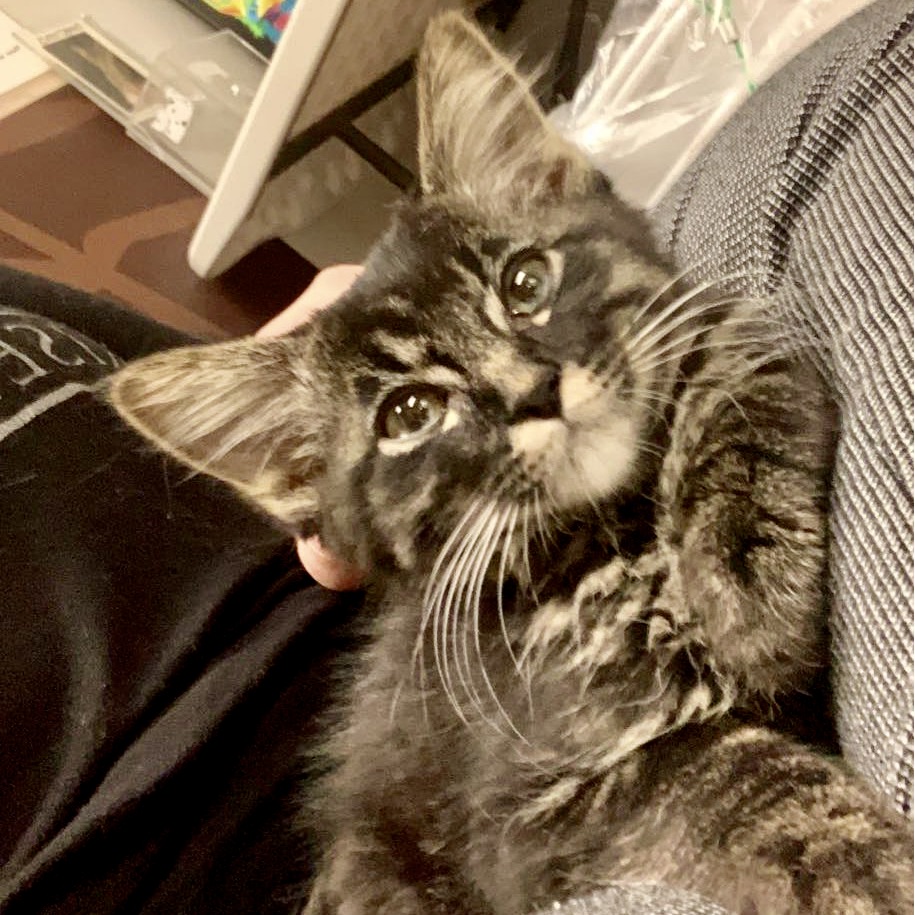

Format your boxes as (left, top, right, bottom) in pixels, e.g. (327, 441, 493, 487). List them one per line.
(296, 535, 366, 591)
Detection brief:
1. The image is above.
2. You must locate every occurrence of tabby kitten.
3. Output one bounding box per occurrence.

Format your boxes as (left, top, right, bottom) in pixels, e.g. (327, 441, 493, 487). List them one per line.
(108, 13, 912, 915)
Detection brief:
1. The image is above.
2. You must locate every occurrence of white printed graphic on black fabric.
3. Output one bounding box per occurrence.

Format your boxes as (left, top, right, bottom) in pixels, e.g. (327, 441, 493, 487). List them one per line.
(0, 308, 120, 443)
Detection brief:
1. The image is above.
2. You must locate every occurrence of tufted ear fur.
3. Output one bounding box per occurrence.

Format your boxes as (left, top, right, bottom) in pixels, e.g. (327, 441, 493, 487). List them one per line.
(107, 336, 325, 529)
(416, 12, 592, 208)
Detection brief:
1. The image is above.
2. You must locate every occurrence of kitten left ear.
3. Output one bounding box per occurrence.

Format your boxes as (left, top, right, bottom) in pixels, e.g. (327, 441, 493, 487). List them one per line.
(416, 12, 592, 207)
(107, 337, 324, 528)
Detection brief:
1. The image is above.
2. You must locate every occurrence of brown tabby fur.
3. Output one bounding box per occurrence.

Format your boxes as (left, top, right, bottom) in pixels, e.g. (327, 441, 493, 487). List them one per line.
(108, 13, 913, 915)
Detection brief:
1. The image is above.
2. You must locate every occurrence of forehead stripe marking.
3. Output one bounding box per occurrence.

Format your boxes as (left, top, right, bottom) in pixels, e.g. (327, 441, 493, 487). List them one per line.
(342, 307, 418, 341)
(452, 244, 485, 276)
(426, 346, 469, 376)
(359, 341, 414, 375)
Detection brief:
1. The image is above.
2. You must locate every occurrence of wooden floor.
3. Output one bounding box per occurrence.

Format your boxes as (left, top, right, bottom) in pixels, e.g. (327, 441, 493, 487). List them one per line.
(0, 87, 316, 338)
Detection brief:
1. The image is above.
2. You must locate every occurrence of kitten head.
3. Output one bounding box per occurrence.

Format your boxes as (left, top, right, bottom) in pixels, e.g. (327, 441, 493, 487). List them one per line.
(108, 13, 679, 575)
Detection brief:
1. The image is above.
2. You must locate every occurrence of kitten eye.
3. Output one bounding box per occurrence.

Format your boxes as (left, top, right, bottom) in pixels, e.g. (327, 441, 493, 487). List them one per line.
(501, 251, 553, 317)
(378, 386, 448, 440)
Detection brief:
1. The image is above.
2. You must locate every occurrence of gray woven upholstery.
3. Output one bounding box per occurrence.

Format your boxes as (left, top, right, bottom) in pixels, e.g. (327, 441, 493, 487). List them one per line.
(538, 886, 730, 915)
(653, 0, 914, 816)
(548, 1, 913, 912)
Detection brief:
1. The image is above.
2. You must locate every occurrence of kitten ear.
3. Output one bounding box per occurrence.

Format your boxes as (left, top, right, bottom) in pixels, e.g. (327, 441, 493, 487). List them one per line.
(416, 12, 591, 207)
(107, 337, 324, 528)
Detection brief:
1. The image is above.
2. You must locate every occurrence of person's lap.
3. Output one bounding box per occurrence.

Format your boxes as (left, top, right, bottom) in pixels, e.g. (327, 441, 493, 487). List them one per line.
(0, 278, 361, 913)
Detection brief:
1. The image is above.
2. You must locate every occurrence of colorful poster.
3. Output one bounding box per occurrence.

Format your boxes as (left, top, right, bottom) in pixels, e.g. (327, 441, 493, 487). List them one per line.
(174, 1, 298, 58)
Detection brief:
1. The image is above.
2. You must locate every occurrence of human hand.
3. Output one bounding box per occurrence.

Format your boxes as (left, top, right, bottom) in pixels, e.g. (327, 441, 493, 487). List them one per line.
(256, 264, 366, 590)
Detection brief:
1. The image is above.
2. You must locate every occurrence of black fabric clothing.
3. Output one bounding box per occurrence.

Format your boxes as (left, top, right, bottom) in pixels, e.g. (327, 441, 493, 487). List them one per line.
(0, 272, 360, 914)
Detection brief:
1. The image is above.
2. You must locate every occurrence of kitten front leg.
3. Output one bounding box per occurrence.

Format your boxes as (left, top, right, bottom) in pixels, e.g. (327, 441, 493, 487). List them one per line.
(303, 830, 485, 915)
(516, 580, 911, 915)
(658, 355, 837, 699)
(522, 553, 735, 758)
(656, 725, 914, 915)
(303, 838, 432, 915)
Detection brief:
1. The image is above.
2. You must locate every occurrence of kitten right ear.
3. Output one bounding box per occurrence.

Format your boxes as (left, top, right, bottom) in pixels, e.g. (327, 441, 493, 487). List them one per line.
(416, 12, 591, 208)
(107, 336, 325, 529)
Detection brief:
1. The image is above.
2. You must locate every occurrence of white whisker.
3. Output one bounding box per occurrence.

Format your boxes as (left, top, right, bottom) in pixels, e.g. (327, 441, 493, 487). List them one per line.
(502, 503, 536, 719)
(532, 488, 550, 556)
(623, 277, 727, 355)
(624, 296, 760, 366)
(413, 496, 485, 689)
(630, 332, 786, 377)
(639, 340, 788, 374)
(521, 502, 533, 592)
(426, 503, 492, 724)
(437, 501, 499, 723)
(497, 504, 523, 676)
(623, 269, 767, 357)
(635, 438, 668, 461)
(623, 262, 698, 331)
(468, 504, 529, 741)
(455, 502, 506, 722)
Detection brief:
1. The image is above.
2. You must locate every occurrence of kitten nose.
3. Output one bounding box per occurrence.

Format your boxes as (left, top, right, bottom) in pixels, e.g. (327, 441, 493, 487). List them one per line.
(513, 369, 562, 421)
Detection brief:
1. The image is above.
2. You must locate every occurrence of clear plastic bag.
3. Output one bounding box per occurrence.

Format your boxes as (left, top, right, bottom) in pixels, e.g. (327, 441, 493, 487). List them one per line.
(551, 0, 872, 209)
(130, 30, 264, 193)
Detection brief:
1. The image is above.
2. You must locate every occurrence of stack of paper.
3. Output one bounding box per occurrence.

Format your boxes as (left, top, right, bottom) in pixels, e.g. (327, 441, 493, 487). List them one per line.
(0, 11, 62, 119)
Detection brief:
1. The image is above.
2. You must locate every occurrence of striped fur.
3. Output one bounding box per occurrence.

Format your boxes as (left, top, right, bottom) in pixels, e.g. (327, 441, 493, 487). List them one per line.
(107, 13, 912, 915)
